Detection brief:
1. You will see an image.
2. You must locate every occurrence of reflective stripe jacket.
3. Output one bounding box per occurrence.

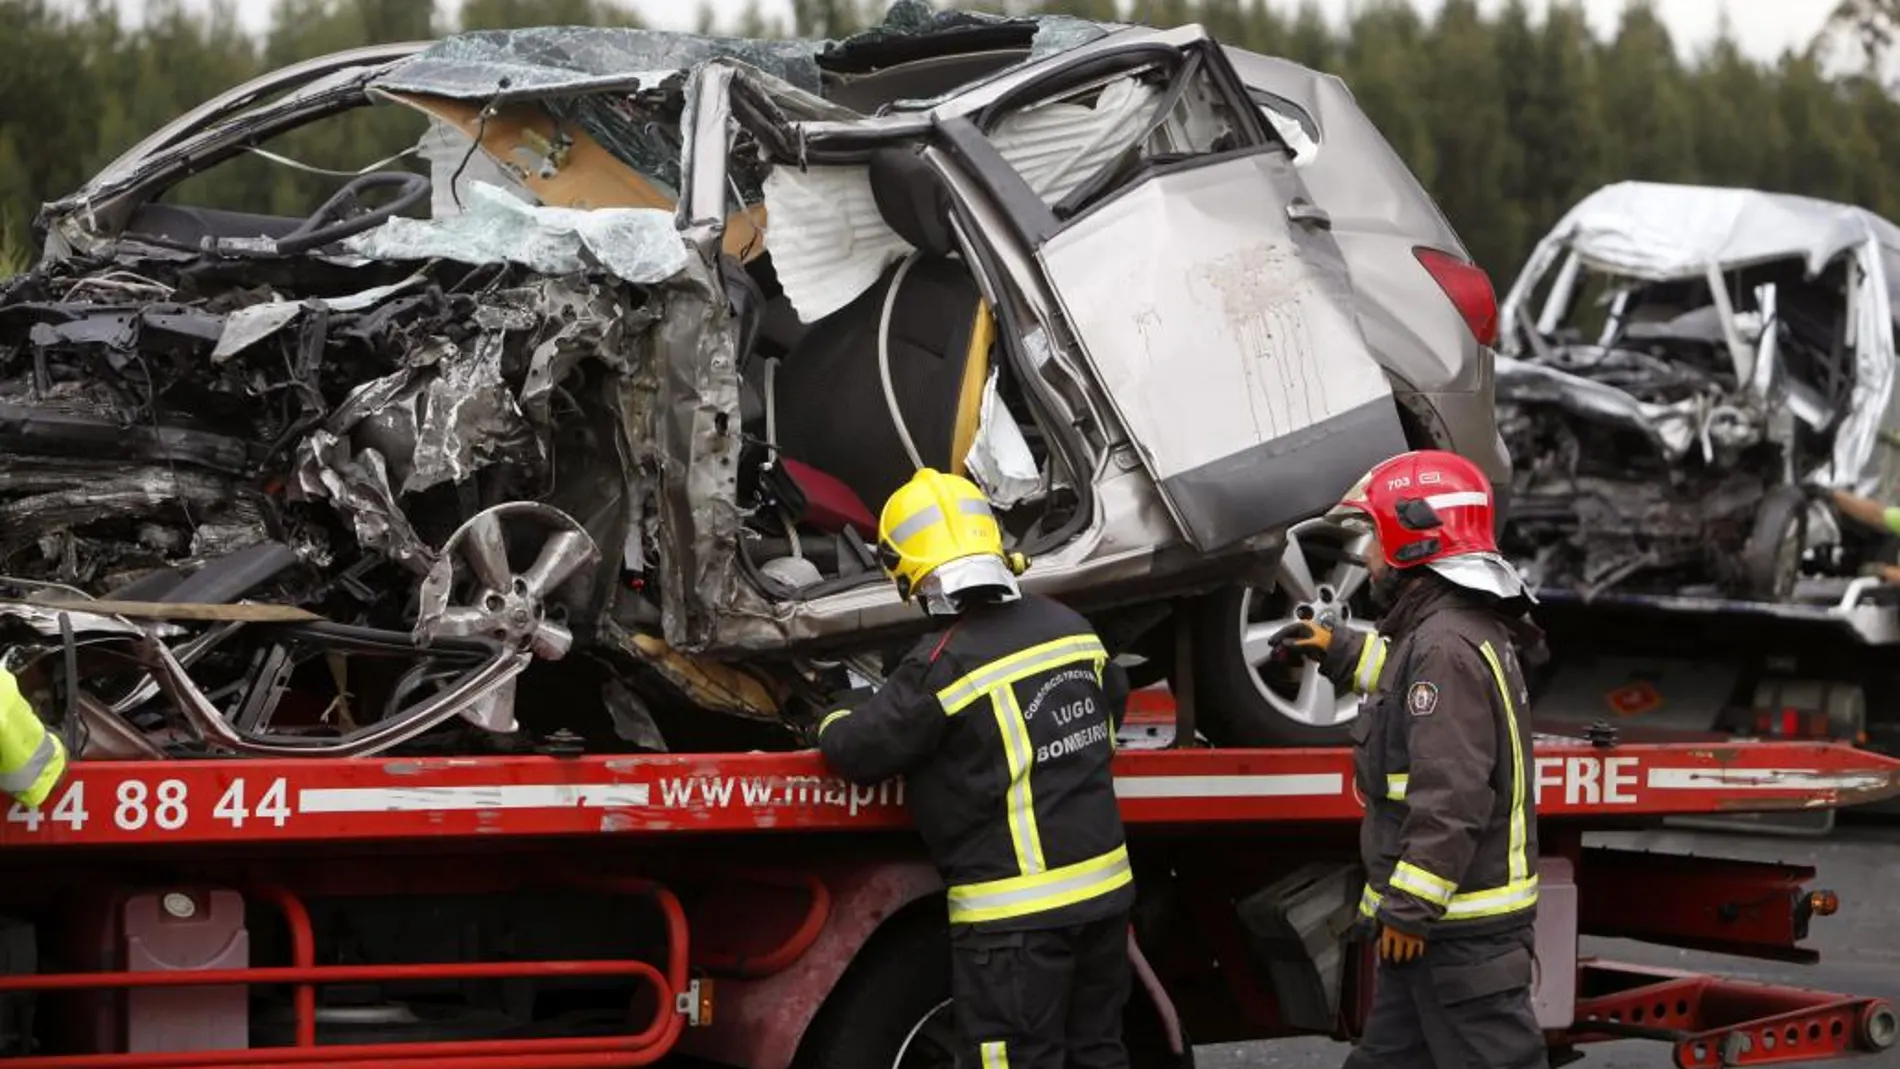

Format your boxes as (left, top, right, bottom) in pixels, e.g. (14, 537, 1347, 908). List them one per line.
(1321, 576, 1545, 939)
(0, 668, 65, 809)
(817, 593, 1135, 932)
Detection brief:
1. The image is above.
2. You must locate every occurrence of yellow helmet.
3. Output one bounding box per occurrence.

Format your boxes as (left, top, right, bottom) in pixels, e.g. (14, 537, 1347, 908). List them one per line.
(877, 469, 1028, 609)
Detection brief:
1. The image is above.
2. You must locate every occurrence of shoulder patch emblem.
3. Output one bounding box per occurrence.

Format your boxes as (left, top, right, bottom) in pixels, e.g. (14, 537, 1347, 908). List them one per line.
(1407, 681, 1440, 717)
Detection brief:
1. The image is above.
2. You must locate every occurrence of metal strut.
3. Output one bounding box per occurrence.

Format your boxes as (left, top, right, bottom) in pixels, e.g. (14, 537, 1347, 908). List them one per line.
(1560, 962, 1899, 1068)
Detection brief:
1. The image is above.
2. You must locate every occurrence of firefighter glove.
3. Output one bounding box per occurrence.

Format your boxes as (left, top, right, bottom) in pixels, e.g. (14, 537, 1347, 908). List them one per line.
(1269, 620, 1333, 661)
(1378, 923, 1426, 965)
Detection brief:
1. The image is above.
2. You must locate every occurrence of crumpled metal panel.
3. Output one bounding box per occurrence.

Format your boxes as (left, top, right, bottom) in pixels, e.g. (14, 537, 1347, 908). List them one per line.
(1495, 355, 1703, 460)
(345, 182, 689, 283)
(407, 332, 534, 495)
(646, 254, 744, 652)
(965, 369, 1041, 508)
(292, 429, 437, 574)
(282, 274, 660, 580)
(1838, 238, 1896, 494)
(211, 274, 427, 362)
(516, 280, 657, 425)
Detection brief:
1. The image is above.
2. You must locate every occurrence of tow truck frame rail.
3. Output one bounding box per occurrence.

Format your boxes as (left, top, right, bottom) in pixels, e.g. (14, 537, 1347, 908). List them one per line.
(0, 737, 1894, 1069)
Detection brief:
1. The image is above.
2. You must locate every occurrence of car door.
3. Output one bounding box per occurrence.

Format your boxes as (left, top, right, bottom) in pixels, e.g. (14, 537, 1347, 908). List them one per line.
(932, 28, 1407, 551)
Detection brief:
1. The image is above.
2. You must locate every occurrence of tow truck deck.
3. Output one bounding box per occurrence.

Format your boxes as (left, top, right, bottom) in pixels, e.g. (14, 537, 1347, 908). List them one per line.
(4, 721, 1897, 1069)
(1512, 577, 1900, 834)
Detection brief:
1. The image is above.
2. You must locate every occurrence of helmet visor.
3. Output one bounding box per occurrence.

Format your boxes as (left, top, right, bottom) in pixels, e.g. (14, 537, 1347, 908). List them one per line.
(916, 554, 1021, 615)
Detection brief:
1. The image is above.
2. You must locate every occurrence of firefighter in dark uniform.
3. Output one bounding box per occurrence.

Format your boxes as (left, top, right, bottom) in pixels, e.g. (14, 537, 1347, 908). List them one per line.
(1275, 449, 1549, 1069)
(815, 468, 1135, 1069)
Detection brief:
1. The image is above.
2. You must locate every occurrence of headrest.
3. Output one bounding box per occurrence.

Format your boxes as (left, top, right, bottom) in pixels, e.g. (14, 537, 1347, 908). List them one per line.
(869, 145, 956, 259)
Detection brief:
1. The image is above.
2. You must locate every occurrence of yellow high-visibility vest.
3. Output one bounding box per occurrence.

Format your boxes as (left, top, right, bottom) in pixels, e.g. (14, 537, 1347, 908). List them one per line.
(0, 669, 66, 809)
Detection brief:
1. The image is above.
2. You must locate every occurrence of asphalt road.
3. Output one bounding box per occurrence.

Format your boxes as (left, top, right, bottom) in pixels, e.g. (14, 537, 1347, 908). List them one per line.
(1200, 818, 1900, 1069)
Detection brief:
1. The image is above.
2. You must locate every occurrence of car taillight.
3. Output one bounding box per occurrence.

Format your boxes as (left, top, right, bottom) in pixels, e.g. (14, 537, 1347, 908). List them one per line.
(1413, 247, 1498, 348)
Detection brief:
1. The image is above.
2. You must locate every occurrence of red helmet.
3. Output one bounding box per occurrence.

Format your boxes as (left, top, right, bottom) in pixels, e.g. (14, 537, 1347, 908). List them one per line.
(1327, 450, 1529, 599)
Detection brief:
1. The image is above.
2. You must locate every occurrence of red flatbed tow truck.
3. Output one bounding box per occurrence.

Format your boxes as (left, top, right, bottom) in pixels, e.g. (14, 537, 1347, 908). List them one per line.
(1, 710, 1896, 1069)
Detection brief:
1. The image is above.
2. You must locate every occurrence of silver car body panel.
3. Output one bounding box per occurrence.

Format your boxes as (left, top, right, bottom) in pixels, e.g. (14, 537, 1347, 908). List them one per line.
(1036, 149, 1403, 549)
(1219, 50, 1505, 488)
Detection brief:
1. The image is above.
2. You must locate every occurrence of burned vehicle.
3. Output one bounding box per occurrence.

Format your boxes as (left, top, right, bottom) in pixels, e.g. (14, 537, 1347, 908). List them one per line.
(0, 5, 1505, 761)
(1496, 181, 1900, 601)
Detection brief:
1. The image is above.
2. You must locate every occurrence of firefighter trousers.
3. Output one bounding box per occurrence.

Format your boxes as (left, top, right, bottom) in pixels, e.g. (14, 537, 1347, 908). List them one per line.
(951, 912, 1132, 1069)
(1342, 927, 1548, 1069)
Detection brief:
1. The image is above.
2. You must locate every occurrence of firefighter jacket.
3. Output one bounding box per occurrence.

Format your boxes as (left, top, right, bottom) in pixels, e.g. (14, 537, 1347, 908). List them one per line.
(817, 593, 1136, 933)
(0, 668, 65, 809)
(1321, 575, 1544, 939)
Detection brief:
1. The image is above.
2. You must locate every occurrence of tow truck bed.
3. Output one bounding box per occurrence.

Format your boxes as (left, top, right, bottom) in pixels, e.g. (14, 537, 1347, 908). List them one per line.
(0, 737, 1891, 847)
(1, 734, 1894, 1069)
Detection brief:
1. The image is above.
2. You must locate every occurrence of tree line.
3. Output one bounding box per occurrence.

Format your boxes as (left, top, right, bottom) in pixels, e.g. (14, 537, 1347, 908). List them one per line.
(1, 0, 1893, 289)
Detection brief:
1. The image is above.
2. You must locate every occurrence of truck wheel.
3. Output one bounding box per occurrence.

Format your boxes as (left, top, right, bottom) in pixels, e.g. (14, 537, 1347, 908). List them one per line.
(1742, 486, 1809, 600)
(1188, 519, 1370, 747)
(793, 910, 954, 1069)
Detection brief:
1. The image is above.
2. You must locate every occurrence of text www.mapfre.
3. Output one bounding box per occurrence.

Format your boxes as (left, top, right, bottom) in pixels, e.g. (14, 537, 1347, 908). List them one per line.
(656, 775, 906, 816)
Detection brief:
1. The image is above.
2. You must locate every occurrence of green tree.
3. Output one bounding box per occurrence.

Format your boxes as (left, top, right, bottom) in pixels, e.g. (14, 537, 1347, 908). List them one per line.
(1419, 0, 1522, 275)
(460, 0, 645, 30)
(1597, 1, 1697, 183)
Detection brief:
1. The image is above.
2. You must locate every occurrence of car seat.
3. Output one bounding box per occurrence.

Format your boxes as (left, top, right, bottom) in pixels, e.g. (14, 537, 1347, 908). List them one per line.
(750, 145, 997, 536)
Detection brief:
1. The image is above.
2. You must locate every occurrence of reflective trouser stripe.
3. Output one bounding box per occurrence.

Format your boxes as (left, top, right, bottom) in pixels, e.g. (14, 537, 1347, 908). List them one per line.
(981, 1041, 1010, 1069)
(1361, 875, 1539, 920)
(991, 685, 1046, 875)
(936, 635, 1108, 714)
(815, 709, 851, 737)
(1384, 774, 1407, 800)
(1353, 633, 1388, 695)
(948, 844, 1134, 926)
(0, 672, 64, 809)
(1390, 861, 1457, 906)
(1478, 640, 1532, 884)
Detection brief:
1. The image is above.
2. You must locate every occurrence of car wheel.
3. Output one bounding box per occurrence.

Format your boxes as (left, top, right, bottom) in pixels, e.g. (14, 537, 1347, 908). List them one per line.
(1741, 486, 1810, 601)
(793, 911, 954, 1069)
(1188, 519, 1375, 747)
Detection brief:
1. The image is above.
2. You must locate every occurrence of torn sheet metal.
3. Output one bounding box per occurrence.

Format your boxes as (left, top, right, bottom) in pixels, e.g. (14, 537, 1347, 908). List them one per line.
(407, 333, 535, 494)
(1495, 355, 1704, 460)
(965, 369, 1041, 508)
(293, 430, 437, 574)
(645, 255, 741, 651)
(345, 181, 688, 284)
(1838, 237, 1897, 493)
(211, 273, 427, 361)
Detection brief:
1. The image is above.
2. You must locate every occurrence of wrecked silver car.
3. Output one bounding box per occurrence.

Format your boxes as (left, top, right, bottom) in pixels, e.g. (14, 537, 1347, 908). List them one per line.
(1496, 181, 1900, 601)
(1, 5, 1503, 759)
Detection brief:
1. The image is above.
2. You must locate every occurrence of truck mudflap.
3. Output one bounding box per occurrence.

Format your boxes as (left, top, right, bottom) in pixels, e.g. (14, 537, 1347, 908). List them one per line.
(1561, 962, 1899, 1068)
